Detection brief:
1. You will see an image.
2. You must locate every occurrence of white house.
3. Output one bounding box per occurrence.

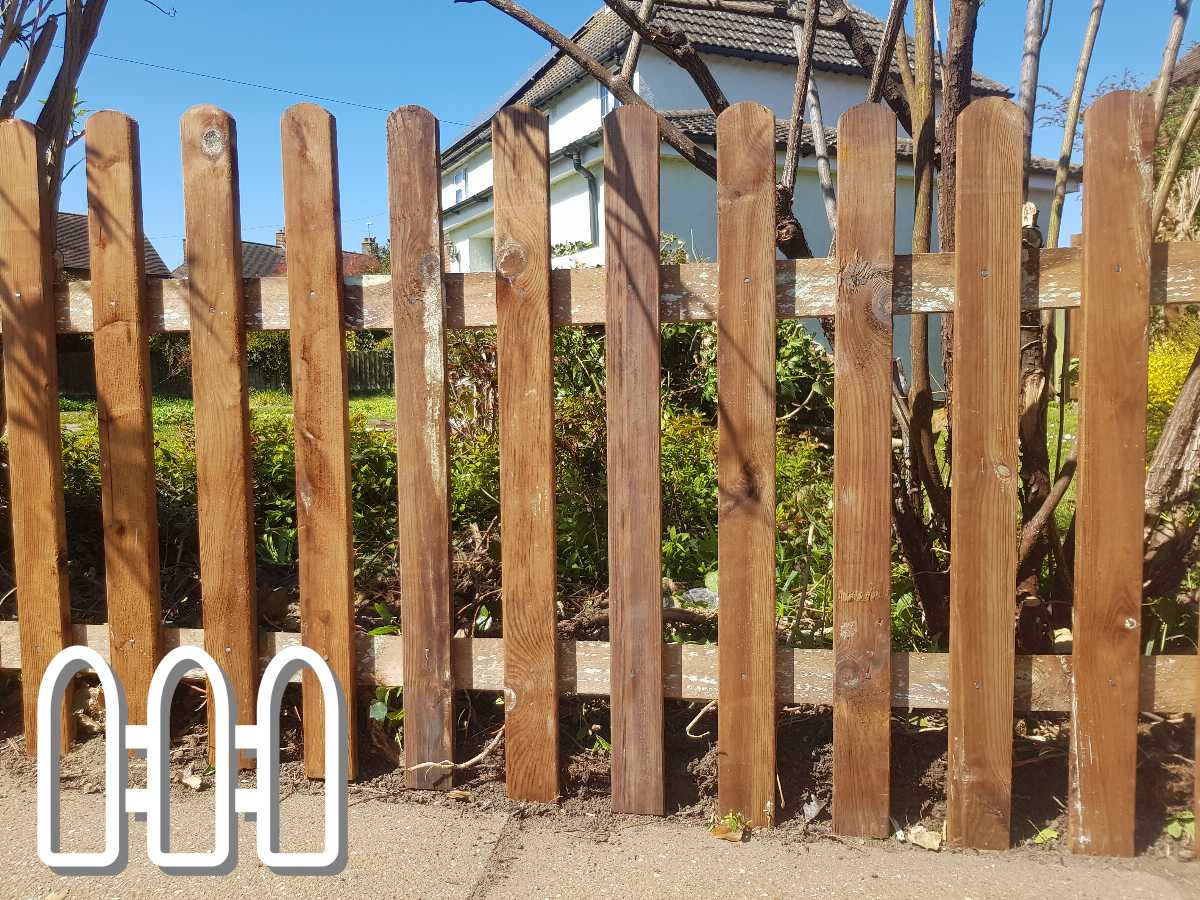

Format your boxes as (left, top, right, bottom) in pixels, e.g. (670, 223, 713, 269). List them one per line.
(440, 2, 1075, 373)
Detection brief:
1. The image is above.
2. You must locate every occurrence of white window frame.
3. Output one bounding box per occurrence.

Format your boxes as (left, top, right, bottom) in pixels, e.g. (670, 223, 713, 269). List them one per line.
(452, 167, 468, 204)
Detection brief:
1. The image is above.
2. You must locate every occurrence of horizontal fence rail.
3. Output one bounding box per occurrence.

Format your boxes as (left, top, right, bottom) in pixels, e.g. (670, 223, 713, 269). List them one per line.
(30, 241, 1200, 336)
(0, 89, 1187, 859)
(0, 622, 1192, 713)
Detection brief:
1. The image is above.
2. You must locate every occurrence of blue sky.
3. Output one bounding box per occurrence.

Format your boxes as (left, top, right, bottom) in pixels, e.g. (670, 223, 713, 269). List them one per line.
(10, 1, 1199, 267)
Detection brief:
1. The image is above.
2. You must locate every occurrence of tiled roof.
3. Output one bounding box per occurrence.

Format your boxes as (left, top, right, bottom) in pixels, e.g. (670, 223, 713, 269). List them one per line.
(57, 212, 171, 277)
(1173, 43, 1200, 87)
(443, 2, 1010, 166)
(170, 239, 378, 278)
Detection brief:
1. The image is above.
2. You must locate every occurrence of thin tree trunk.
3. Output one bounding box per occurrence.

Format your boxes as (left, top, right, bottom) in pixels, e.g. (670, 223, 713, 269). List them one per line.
(618, 0, 657, 86)
(1152, 0, 1193, 135)
(936, 0, 981, 464)
(807, 77, 837, 235)
(1017, 0, 1052, 199)
(782, 0, 820, 194)
(866, 0, 909, 104)
(1046, 0, 1104, 249)
(1153, 85, 1200, 232)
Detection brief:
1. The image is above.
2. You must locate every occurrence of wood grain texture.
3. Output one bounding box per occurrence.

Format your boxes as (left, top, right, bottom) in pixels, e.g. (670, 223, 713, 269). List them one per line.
(0, 622, 1192, 712)
(945, 97, 1022, 850)
(280, 104, 358, 780)
(85, 110, 163, 725)
(832, 103, 896, 840)
(0, 120, 72, 753)
(35, 242, 1200, 337)
(1069, 91, 1154, 858)
(716, 102, 777, 829)
(387, 106, 455, 790)
(180, 106, 258, 767)
(493, 104, 559, 803)
(604, 104, 664, 816)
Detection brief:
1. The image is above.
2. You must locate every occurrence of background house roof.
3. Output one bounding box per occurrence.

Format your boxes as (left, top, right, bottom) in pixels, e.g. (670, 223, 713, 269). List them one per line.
(169, 239, 379, 279)
(1172, 43, 1200, 87)
(57, 212, 171, 277)
(442, 2, 1011, 167)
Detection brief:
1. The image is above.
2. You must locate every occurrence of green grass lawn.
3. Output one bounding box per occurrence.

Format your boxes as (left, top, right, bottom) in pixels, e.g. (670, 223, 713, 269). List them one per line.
(60, 391, 398, 442)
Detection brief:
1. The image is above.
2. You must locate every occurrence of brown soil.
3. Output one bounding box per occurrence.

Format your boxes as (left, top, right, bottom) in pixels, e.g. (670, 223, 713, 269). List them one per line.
(1, 673, 1191, 860)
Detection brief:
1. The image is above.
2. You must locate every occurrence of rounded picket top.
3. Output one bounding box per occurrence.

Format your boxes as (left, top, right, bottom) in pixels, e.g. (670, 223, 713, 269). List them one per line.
(180, 104, 237, 166)
(144, 646, 236, 872)
(36, 645, 128, 873)
(255, 645, 347, 873)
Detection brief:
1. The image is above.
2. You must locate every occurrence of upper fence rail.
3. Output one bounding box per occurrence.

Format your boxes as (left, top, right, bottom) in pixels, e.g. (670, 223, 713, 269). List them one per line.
(21, 242, 1200, 337)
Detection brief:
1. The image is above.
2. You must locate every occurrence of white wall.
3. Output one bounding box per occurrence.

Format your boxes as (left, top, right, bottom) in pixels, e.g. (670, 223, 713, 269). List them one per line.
(636, 49, 872, 126)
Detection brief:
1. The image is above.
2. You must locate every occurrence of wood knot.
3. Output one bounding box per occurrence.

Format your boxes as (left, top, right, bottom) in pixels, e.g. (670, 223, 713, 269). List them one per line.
(840, 254, 892, 331)
(496, 239, 529, 280)
(200, 126, 226, 159)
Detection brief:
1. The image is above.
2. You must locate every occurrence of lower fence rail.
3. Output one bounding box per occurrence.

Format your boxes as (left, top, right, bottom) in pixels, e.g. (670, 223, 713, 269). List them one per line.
(0, 622, 1191, 714)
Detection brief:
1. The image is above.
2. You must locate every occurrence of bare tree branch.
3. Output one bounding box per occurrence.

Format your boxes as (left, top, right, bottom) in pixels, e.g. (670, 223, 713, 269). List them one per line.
(1017, 448, 1077, 570)
(782, 0, 819, 194)
(806, 76, 836, 234)
(907, 0, 947, 526)
(1152, 0, 1193, 135)
(935, 0, 979, 255)
(1017, 0, 1053, 199)
(1153, 85, 1200, 232)
(866, 0, 908, 105)
(824, 0, 913, 134)
(32, 0, 108, 211)
(1046, 0, 1103, 249)
(618, 0, 656, 85)
(603, 0, 729, 114)
(0, 8, 54, 117)
(455, 0, 717, 178)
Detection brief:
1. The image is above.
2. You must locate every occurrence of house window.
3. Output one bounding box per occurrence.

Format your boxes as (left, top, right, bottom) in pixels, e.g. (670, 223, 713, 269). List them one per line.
(599, 83, 619, 117)
(453, 168, 468, 204)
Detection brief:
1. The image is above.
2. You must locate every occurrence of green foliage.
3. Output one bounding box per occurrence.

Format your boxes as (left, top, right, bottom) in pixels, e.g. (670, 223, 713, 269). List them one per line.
(368, 686, 404, 726)
(659, 232, 690, 264)
(1165, 810, 1195, 842)
(551, 240, 594, 258)
(245, 331, 292, 385)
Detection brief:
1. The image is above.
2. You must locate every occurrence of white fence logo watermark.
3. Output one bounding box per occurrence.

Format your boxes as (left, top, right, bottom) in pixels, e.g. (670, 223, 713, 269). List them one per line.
(36, 644, 348, 876)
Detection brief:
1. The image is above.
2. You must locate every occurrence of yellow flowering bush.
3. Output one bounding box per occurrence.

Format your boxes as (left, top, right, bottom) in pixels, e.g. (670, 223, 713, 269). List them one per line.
(1147, 316, 1200, 449)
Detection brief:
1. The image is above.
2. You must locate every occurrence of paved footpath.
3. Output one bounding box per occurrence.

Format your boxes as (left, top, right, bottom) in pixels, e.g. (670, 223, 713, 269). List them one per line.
(1, 773, 1197, 899)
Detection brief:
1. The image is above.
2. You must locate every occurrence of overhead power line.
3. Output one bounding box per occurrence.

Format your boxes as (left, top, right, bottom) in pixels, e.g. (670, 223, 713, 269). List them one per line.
(77, 46, 470, 125)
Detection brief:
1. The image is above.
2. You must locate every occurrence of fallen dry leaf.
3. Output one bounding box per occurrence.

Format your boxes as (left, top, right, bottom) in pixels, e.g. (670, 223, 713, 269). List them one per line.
(708, 823, 745, 843)
(907, 823, 942, 851)
(447, 790, 473, 802)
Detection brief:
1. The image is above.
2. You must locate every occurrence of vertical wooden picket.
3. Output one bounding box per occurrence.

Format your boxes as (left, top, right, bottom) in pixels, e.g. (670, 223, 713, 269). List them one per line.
(180, 106, 258, 767)
(0, 120, 72, 753)
(86, 111, 163, 725)
(716, 101, 777, 829)
(281, 104, 359, 780)
(1070, 90, 1153, 857)
(832, 102, 895, 839)
(945, 97, 1022, 850)
(387, 106, 455, 789)
(493, 104, 559, 803)
(604, 104, 664, 816)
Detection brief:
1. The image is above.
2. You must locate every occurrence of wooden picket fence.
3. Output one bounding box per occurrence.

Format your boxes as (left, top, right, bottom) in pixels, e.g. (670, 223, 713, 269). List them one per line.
(0, 89, 1195, 858)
